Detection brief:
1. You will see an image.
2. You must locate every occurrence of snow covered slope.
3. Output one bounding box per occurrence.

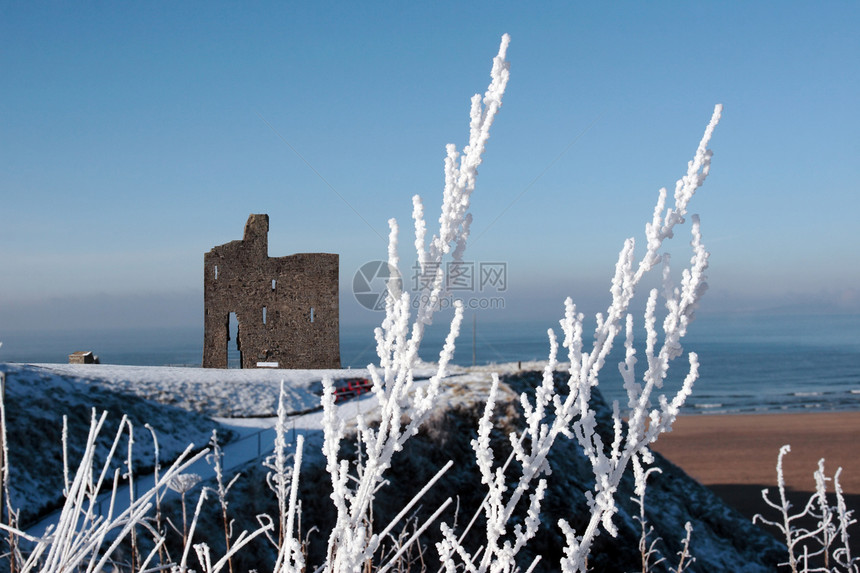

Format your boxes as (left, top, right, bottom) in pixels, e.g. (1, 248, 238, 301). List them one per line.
(0, 362, 786, 571)
(0, 361, 451, 524)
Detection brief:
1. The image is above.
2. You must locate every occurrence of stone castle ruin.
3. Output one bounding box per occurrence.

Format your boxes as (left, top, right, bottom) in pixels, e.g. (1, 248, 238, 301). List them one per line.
(202, 214, 340, 369)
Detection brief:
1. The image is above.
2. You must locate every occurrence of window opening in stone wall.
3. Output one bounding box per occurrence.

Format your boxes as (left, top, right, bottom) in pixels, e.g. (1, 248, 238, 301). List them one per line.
(214, 265, 219, 280)
(263, 306, 267, 325)
(310, 307, 315, 323)
(272, 278, 276, 290)
(228, 312, 242, 368)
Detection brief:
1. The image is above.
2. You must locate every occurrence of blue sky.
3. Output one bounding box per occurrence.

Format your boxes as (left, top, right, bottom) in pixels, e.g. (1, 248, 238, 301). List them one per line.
(1, 1, 858, 334)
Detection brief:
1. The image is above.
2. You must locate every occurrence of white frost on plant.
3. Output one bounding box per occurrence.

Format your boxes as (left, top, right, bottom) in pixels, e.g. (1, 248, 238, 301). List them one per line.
(261, 380, 306, 573)
(319, 34, 510, 573)
(438, 105, 722, 573)
(755, 446, 859, 572)
(0, 410, 211, 573)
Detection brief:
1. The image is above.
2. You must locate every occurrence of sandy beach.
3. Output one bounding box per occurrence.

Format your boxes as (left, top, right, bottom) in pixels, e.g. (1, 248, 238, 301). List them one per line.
(651, 411, 860, 549)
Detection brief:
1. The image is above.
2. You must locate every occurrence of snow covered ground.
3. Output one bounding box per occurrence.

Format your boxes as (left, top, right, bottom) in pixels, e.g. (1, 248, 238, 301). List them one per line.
(1, 360, 792, 571)
(0, 360, 534, 533)
(7, 361, 535, 417)
(13, 363, 350, 418)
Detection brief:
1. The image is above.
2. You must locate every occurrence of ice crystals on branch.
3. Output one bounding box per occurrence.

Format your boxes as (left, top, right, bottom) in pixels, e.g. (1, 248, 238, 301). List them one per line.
(319, 34, 511, 572)
(558, 105, 721, 571)
(261, 380, 306, 573)
(0, 409, 212, 573)
(755, 446, 859, 573)
(438, 105, 723, 573)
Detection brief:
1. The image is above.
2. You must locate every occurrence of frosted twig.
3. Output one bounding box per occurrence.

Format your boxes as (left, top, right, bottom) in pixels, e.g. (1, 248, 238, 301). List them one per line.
(321, 34, 510, 572)
(3, 409, 209, 573)
(206, 430, 243, 573)
(832, 469, 858, 570)
(441, 105, 721, 573)
(632, 459, 666, 572)
(755, 447, 859, 572)
(754, 446, 822, 572)
(179, 487, 207, 572)
(669, 522, 696, 573)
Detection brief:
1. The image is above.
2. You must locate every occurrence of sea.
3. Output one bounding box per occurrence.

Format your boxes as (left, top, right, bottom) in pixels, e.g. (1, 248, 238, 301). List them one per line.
(1, 313, 858, 416)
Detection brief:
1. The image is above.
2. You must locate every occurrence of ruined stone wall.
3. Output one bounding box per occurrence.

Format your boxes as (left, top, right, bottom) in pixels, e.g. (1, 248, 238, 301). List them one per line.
(202, 214, 340, 369)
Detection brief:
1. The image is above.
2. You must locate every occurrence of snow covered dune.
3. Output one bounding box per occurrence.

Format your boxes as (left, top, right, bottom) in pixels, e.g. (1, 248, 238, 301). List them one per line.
(13, 363, 339, 417)
(0, 363, 303, 524)
(0, 362, 439, 525)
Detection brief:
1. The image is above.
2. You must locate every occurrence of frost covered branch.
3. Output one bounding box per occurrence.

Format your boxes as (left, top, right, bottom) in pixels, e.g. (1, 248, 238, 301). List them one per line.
(633, 460, 666, 572)
(206, 430, 242, 573)
(262, 380, 306, 573)
(754, 445, 859, 573)
(319, 34, 511, 572)
(438, 104, 722, 572)
(0, 410, 209, 573)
